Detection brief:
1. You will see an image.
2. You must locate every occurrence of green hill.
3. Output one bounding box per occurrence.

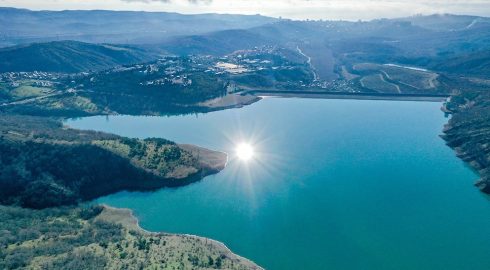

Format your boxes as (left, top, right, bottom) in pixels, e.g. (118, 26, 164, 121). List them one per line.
(0, 41, 157, 73)
(430, 51, 490, 79)
(0, 115, 227, 209)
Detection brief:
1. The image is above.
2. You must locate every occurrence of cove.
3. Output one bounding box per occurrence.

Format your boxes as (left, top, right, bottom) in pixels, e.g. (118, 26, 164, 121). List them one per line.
(67, 98, 490, 270)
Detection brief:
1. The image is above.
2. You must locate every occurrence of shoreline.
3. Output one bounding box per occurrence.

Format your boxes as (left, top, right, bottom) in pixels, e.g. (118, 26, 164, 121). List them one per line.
(70, 91, 453, 270)
(245, 90, 448, 102)
(198, 93, 262, 112)
(99, 205, 264, 270)
(193, 90, 449, 115)
(440, 93, 490, 194)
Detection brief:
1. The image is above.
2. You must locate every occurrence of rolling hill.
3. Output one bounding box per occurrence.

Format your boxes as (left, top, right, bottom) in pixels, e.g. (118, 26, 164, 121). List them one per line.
(0, 7, 277, 46)
(159, 15, 490, 77)
(0, 41, 157, 73)
(395, 14, 490, 31)
(430, 51, 490, 79)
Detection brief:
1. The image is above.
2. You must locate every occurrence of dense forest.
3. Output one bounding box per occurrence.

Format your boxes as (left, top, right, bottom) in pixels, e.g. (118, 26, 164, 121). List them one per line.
(0, 115, 223, 209)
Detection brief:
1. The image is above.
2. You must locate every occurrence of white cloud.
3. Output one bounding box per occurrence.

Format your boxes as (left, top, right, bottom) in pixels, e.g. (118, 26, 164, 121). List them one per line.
(1, 0, 489, 20)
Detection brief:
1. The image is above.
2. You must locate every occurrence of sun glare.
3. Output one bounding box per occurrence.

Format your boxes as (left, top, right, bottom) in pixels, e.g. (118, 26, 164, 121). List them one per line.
(236, 143, 254, 161)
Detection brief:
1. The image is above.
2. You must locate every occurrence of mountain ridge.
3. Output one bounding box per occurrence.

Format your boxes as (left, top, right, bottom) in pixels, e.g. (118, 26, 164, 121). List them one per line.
(0, 40, 157, 73)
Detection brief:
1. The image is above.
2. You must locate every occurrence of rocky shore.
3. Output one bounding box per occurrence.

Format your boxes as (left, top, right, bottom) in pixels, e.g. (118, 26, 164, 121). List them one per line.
(441, 90, 490, 193)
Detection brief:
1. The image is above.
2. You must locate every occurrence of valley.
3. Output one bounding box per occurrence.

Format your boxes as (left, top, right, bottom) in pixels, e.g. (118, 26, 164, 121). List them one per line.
(1, 7, 490, 270)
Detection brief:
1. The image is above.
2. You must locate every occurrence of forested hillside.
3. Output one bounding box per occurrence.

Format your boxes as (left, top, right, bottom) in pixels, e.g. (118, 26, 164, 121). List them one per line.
(0, 41, 156, 73)
(442, 86, 490, 194)
(0, 115, 226, 208)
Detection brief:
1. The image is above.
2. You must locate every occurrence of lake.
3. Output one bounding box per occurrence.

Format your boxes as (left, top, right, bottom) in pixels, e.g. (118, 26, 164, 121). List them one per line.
(67, 98, 490, 270)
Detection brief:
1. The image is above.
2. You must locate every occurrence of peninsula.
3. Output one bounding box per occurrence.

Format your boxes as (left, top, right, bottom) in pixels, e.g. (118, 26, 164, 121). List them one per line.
(0, 115, 227, 208)
(0, 204, 262, 269)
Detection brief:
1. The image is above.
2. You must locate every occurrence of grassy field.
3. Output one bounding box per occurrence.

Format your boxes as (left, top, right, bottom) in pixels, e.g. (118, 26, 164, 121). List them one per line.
(360, 74, 400, 93)
(11, 85, 52, 99)
(352, 63, 443, 94)
(381, 65, 438, 90)
(0, 79, 56, 100)
(340, 66, 359, 81)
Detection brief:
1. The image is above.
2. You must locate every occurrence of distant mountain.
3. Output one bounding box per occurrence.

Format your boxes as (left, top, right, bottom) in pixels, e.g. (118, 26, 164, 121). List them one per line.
(0, 41, 157, 73)
(395, 14, 490, 31)
(0, 7, 277, 47)
(161, 29, 273, 56)
(159, 20, 337, 55)
(430, 51, 490, 78)
(159, 19, 434, 56)
(2, 12, 490, 77)
(159, 15, 490, 72)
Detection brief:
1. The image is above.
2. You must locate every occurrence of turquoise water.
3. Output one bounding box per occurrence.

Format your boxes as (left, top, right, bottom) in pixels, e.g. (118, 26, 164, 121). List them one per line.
(68, 98, 490, 270)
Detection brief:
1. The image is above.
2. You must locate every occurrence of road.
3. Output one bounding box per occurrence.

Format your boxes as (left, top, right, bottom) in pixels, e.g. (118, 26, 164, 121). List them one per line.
(296, 46, 319, 81)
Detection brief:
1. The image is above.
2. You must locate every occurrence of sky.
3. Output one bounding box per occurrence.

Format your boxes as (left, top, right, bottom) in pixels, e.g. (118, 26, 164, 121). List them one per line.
(1, 0, 490, 20)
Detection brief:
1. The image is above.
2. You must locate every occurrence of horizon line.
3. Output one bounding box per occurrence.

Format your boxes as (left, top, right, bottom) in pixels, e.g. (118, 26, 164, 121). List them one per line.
(0, 5, 487, 22)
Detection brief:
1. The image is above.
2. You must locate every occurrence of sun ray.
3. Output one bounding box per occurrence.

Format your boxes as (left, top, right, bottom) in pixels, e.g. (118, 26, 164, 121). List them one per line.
(236, 143, 254, 161)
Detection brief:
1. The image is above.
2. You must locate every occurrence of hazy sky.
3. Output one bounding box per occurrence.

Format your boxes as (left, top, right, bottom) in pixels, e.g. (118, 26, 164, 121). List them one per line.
(1, 0, 490, 20)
